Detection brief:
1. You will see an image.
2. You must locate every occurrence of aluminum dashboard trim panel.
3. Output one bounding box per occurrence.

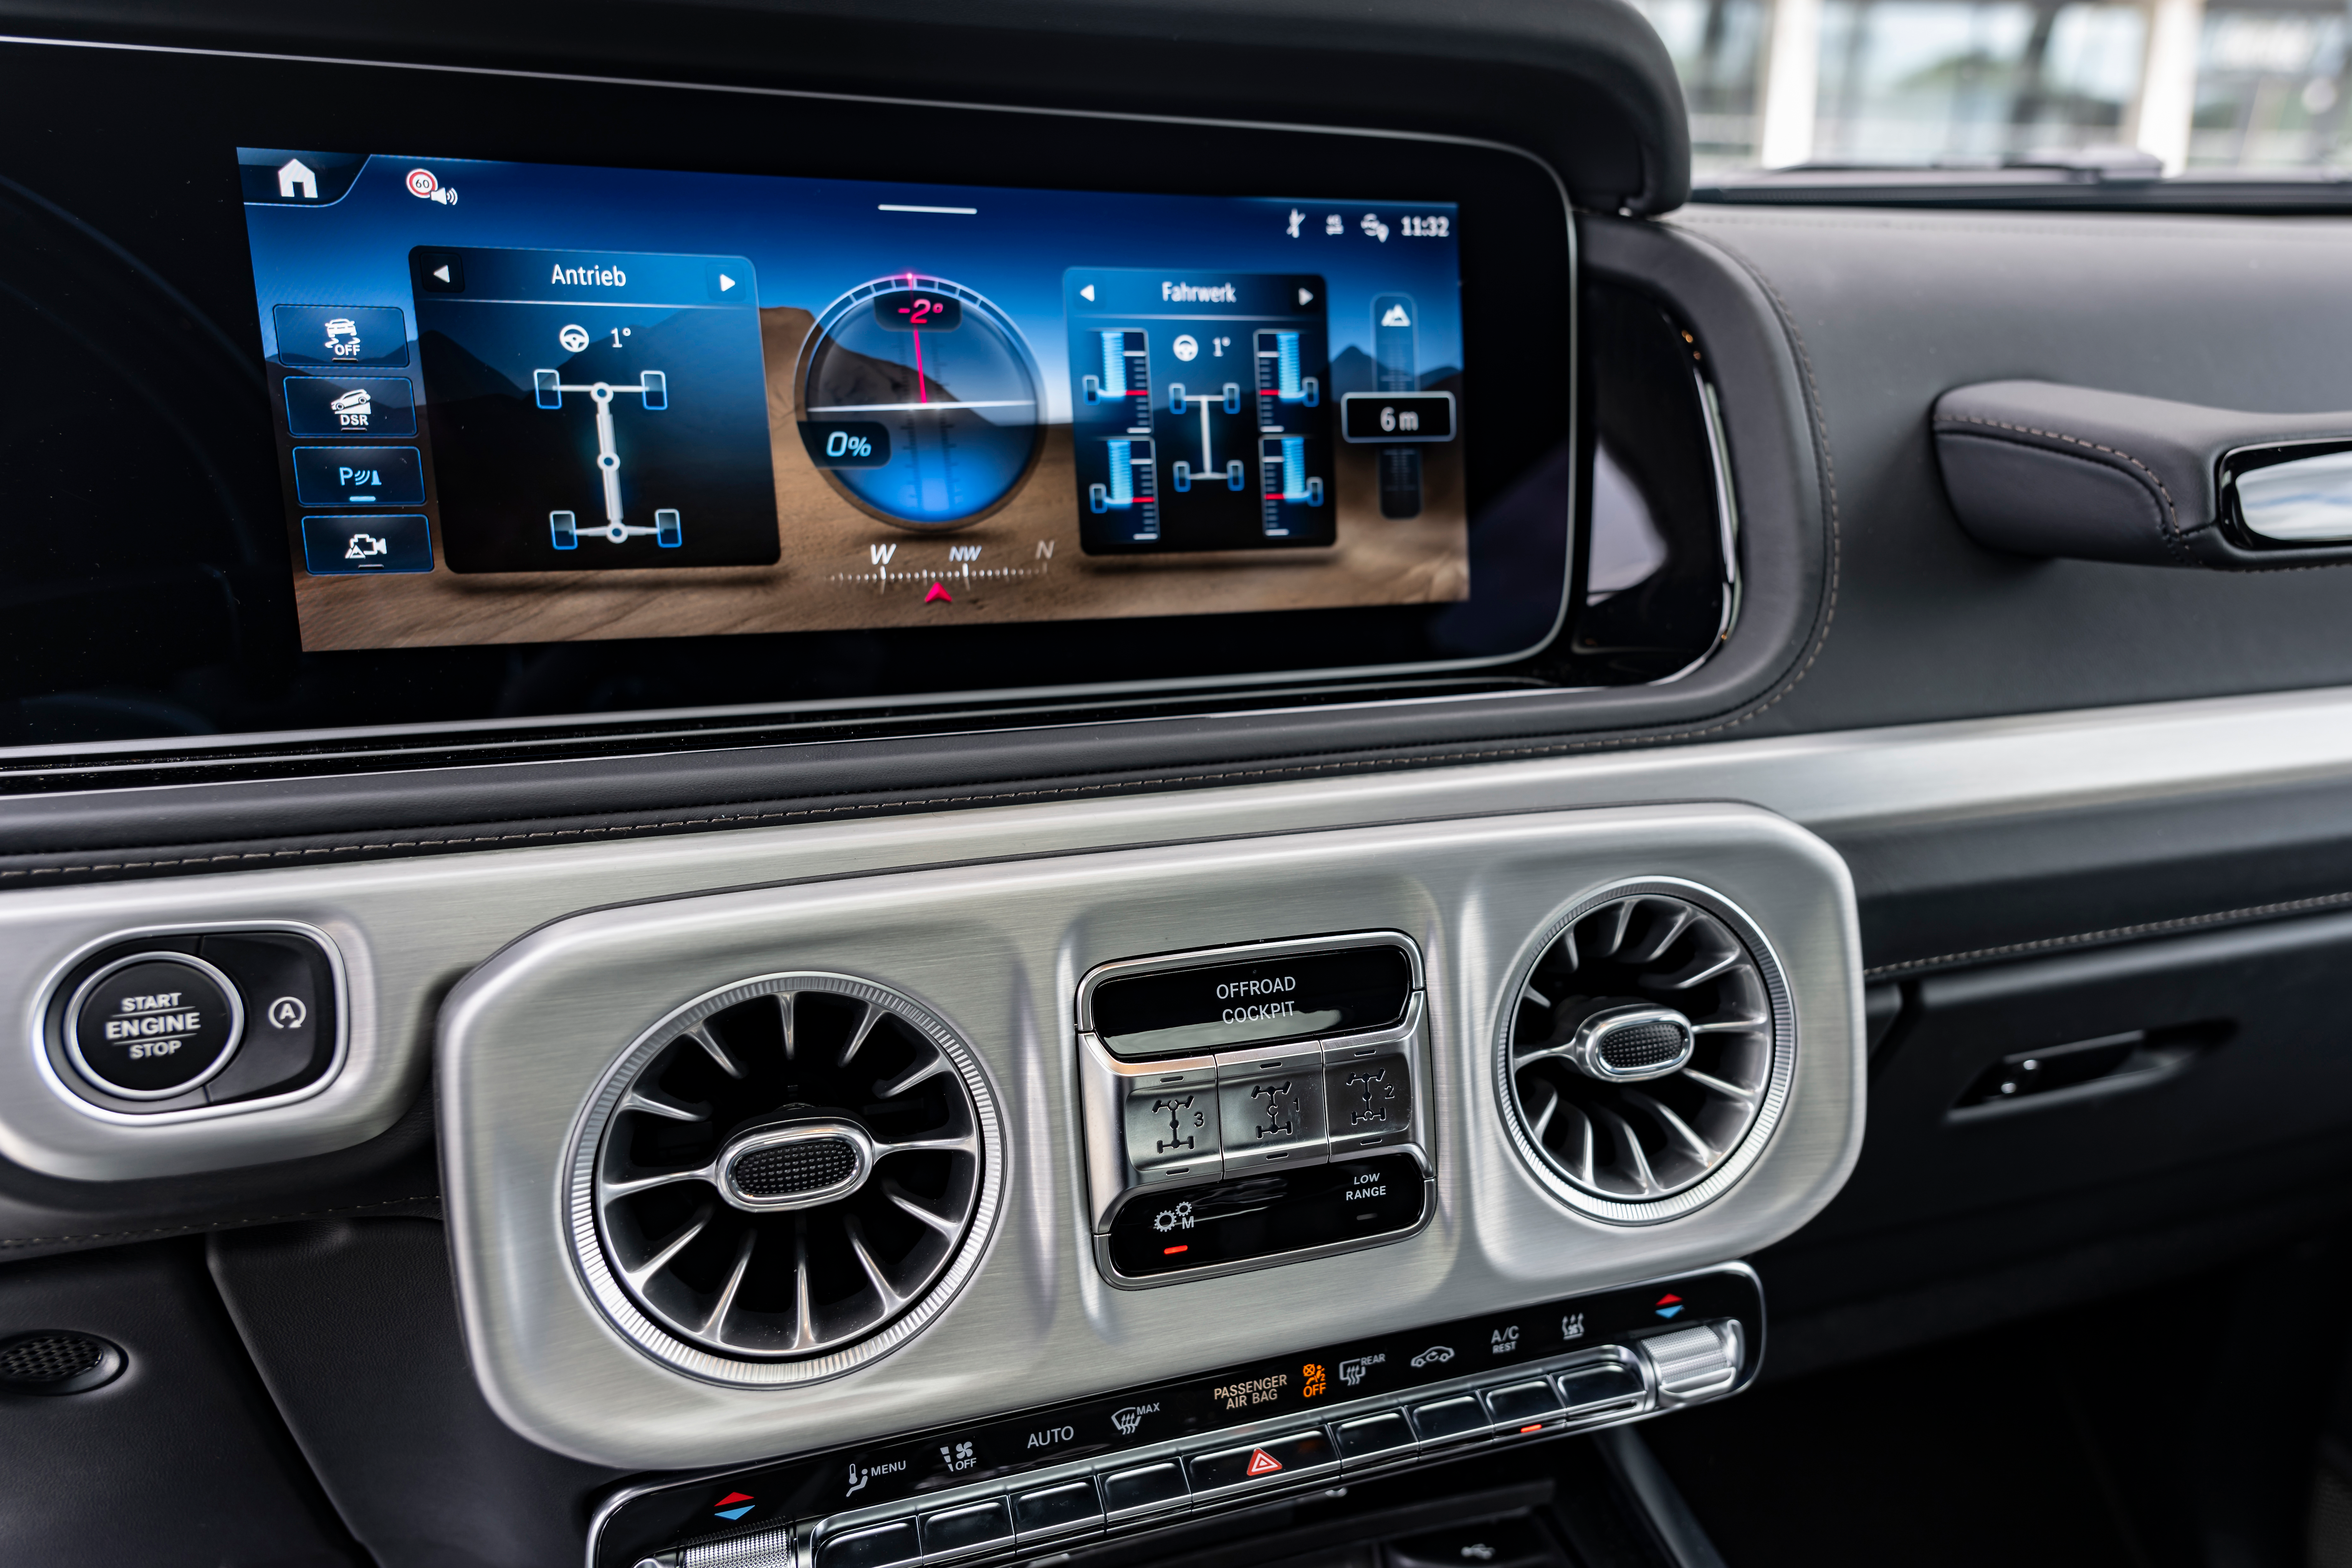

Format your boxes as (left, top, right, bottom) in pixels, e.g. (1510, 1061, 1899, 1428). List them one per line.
(3, 912, 376, 1179)
(4, 684, 2347, 1182)
(437, 803, 1860, 1468)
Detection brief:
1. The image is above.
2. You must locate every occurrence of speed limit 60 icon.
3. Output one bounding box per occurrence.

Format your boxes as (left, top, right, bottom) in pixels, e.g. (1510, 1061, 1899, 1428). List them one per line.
(406, 168, 440, 199)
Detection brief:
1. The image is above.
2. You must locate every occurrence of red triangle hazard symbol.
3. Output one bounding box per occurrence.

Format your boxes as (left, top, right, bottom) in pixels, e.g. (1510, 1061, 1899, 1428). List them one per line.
(924, 581, 953, 603)
(1246, 1449, 1283, 1477)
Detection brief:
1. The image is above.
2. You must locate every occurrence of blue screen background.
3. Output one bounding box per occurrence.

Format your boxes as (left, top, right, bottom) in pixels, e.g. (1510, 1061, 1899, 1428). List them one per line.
(239, 151, 1464, 426)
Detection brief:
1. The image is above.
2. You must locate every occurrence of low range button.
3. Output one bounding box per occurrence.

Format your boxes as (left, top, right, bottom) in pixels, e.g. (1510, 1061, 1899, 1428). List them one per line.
(68, 953, 243, 1098)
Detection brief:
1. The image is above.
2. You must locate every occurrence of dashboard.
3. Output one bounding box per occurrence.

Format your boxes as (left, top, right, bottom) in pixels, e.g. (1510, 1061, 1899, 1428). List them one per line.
(10, 3, 2352, 1567)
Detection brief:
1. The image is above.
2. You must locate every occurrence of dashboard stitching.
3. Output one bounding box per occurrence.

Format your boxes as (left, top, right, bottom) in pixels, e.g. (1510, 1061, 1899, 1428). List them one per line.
(0, 724, 1809, 878)
(1655, 228, 1842, 736)
(1932, 412, 2191, 564)
(1674, 210, 2352, 244)
(1864, 887, 2352, 977)
(0, 1192, 439, 1250)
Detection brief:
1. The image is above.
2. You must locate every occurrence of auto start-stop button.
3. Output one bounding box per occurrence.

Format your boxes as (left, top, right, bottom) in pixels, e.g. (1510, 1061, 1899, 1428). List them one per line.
(66, 954, 245, 1098)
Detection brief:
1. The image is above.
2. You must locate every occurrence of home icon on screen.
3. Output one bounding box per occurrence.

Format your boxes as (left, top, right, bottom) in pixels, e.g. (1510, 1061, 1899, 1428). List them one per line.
(277, 158, 317, 199)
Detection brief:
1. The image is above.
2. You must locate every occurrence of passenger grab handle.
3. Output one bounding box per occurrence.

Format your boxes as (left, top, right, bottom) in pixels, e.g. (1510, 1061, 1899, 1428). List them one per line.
(1932, 378, 2352, 567)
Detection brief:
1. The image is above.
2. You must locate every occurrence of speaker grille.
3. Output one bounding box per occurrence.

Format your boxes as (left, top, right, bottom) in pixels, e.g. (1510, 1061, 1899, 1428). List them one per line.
(0, 1332, 122, 1394)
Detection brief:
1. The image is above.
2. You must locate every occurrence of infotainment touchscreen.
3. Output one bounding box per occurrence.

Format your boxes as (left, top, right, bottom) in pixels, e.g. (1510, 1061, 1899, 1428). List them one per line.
(236, 150, 1469, 653)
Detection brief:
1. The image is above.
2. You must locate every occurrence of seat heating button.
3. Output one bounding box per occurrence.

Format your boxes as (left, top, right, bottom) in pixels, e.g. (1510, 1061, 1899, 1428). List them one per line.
(1483, 1378, 1567, 1428)
(1012, 1479, 1102, 1540)
(1099, 1461, 1188, 1520)
(1408, 1395, 1491, 1445)
(1556, 1358, 1648, 1415)
(1186, 1429, 1339, 1494)
(68, 954, 244, 1098)
(816, 1520, 921, 1568)
(1330, 1410, 1417, 1463)
(920, 1498, 1012, 1559)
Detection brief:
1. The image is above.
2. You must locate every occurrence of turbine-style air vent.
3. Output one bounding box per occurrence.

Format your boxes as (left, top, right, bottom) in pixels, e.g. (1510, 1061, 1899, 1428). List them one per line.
(1499, 882, 1795, 1223)
(569, 974, 999, 1384)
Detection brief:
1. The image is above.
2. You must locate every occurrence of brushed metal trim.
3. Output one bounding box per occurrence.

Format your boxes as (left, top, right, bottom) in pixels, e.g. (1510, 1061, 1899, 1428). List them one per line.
(62, 949, 246, 1101)
(438, 805, 1855, 1468)
(23, 684, 2352, 1183)
(27, 920, 351, 1135)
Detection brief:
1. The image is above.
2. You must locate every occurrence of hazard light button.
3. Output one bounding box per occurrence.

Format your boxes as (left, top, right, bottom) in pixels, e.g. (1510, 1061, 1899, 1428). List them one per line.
(1184, 1429, 1339, 1495)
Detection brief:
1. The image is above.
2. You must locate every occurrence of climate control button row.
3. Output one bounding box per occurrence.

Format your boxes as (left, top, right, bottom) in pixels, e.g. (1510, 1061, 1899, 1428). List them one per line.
(600, 1273, 1764, 1568)
(805, 1344, 1686, 1568)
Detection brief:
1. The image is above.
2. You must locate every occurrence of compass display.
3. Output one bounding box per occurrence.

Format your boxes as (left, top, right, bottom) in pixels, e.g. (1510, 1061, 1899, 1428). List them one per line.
(797, 275, 1045, 531)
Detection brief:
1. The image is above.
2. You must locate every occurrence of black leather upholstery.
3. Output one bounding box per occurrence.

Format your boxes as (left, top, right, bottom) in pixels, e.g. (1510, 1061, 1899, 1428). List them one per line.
(1670, 206, 2352, 738)
(1933, 379, 2352, 566)
(0, 1241, 365, 1566)
(210, 1219, 624, 1568)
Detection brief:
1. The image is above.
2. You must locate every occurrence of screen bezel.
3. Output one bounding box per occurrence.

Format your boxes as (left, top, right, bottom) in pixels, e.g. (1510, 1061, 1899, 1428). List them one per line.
(0, 37, 1577, 742)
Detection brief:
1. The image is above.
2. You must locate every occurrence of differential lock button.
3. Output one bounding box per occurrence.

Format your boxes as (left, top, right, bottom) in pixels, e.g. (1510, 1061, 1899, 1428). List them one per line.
(66, 953, 245, 1099)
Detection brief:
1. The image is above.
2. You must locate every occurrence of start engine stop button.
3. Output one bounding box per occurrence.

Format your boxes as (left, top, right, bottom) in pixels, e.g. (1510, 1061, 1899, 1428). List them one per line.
(66, 954, 244, 1098)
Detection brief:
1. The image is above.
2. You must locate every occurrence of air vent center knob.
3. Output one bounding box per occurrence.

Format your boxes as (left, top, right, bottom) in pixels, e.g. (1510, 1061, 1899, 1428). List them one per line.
(718, 1117, 876, 1211)
(1564, 1002, 1695, 1082)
